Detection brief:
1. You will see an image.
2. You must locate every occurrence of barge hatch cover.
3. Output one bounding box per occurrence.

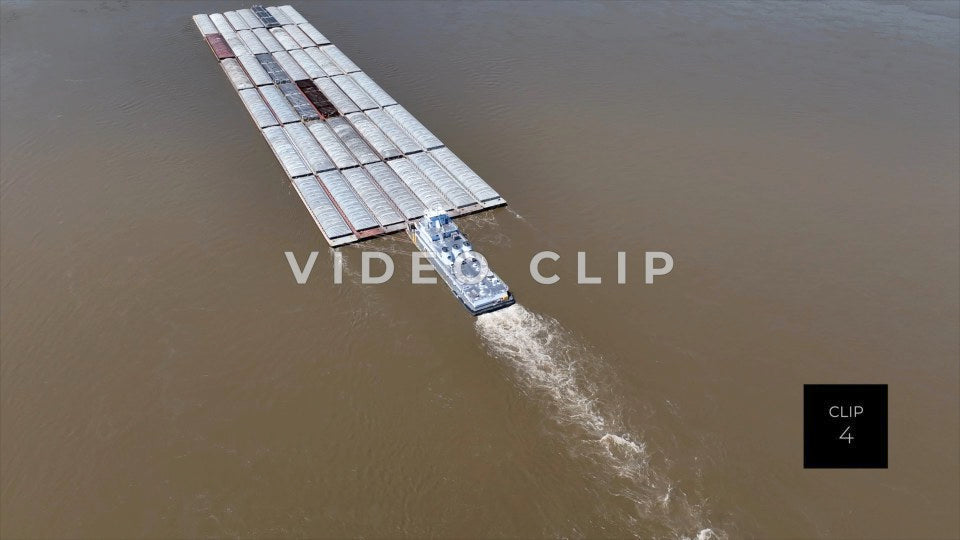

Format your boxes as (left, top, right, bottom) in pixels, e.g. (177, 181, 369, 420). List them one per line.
(236, 54, 271, 86)
(345, 112, 402, 160)
(284, 123, 336, 173)
(237, 29, 268, 55)
(238, 9, 264, 29)
(331, 75, 378, 111)
(306, 121, 358, 170)
(298, 23, 329, 46)
(326, 117, 380, 165)
(318, 170, 380, 233)
(304, 47, 343, 76)
(252, 27, 284, 52)
(313, 77, 358, 114)
(269, 27, 300, 51)
(258, 84, 299, 124)
(387, 158, 451, 212)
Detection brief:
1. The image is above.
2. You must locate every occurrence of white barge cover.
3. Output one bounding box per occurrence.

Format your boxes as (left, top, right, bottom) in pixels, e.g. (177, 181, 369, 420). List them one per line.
(195, 4, 506, 246)
(220, 58, 254, 90)
(236, 54, 271, 86)
(345, 112, 401, 160)
(318, 170, 379, 232)
(326, 117, 380, 165)
(304, 47, 343, 76)
(284, 123, 336, 173)
(366, 108, 420, 154)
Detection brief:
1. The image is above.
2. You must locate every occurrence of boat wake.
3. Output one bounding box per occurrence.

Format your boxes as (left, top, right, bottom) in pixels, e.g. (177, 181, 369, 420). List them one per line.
(476, 304, 723, 539)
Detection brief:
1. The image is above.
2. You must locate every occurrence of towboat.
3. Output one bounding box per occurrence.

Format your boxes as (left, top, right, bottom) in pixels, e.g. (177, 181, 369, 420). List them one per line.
(409, 209, 515, 315)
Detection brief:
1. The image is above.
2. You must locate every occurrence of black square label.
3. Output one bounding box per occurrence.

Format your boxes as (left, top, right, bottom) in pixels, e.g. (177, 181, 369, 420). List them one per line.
(804, 384, 887, 468)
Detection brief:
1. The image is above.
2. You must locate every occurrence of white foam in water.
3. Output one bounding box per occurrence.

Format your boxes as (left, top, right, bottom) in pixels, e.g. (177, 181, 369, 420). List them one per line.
(476, 304, 608, 432)
(476, 304, 723, 539)
(599, 433, 645, 460)
(507, 207, 526, 222)
(692, 529, 723, 540)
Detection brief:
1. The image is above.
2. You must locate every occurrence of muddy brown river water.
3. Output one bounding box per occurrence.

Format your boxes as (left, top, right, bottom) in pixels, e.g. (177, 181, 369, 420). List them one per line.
(1, 1, 958, 538)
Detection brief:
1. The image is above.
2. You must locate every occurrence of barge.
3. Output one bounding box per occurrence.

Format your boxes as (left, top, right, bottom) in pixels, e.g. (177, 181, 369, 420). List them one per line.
(193, 4, 507, 247)
(410, 209, 515, 316)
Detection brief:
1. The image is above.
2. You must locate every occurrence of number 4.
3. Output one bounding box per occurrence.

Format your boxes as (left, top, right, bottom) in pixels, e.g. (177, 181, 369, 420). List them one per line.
(840, 426, 854, 444)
